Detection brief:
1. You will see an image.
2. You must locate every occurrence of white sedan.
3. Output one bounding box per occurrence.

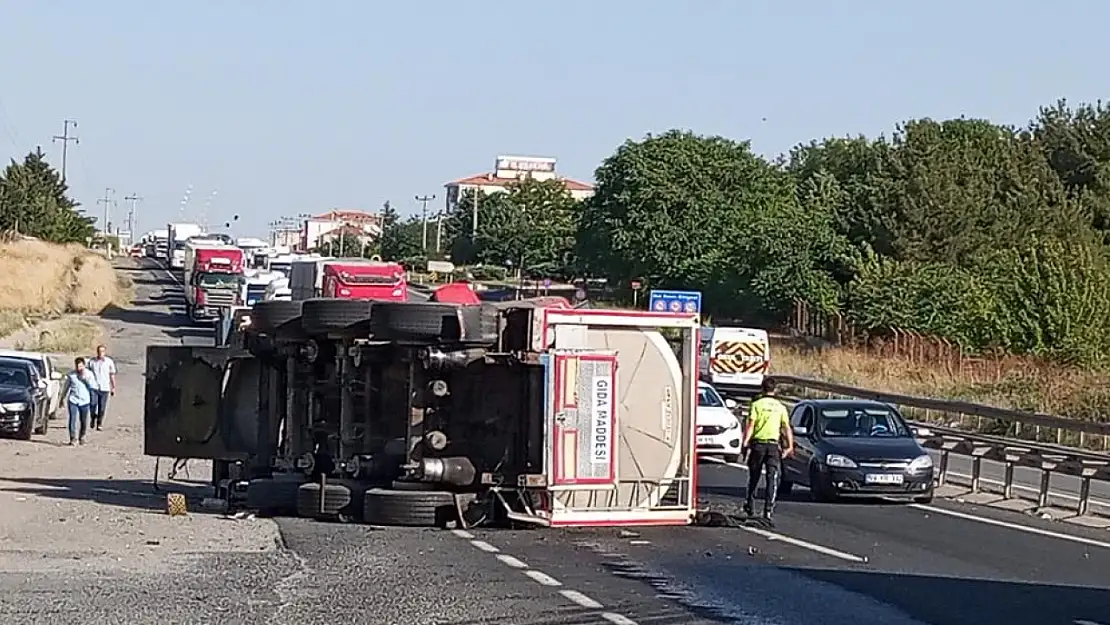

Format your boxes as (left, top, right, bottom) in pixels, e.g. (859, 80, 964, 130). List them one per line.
(0, 349, 63, 419)
(696, 381, 743, 463)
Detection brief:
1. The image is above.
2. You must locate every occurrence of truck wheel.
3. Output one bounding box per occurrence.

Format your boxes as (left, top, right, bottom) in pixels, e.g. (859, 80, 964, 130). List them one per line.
(295, 482, 361, 521)
(246, 478, 303, 516)
(362, 488, 458, 527)
(301, 298, 375, 336)
(390, 479, 439, 491)
(369, 303, 483, 343)
(250, 300, 303, 334)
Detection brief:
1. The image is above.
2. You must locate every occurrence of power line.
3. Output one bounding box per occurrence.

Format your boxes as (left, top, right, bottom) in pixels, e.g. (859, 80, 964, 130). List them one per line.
(51, 119, 78, 183)
(124, 193, 142, 238)
(415, 194, 436, 251)
(97, 187, 115, 234)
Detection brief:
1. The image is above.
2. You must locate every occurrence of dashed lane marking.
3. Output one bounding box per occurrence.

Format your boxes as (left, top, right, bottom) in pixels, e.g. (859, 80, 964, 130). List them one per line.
(495, 554, 528, 569)
(469, 539, 499, 553)
(738, 524, 868, 563)
(910, 503, 1110, 551)
(559, 589, 603, 609)
(457, 533, 640, 624)
(523, 569, 562, 586)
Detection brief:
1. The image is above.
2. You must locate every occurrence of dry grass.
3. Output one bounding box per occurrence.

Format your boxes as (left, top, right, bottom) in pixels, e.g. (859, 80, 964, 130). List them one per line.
(16, 318, 103, 354)
(773, 342, 1110, 423)
(0, 240, 123, 336)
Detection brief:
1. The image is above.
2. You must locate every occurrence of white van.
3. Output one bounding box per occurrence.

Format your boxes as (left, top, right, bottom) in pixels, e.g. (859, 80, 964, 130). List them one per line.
(698, 326, 771, 397)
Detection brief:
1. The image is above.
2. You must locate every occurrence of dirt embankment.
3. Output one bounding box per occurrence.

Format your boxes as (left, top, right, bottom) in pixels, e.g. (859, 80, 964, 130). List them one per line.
(0, 239, 131, 353)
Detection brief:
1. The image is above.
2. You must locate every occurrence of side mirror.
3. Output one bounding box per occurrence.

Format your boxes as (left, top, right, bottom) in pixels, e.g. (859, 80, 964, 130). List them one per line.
(50, 371, 62, 381)
(793, 425, 809, 436)
(912, 427, 932, 438)
(37, 379, 47, 389)
(724, 398, 738, 410)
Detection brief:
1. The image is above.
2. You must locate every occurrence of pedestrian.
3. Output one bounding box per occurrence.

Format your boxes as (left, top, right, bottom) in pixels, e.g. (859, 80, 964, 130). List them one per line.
(741, 377, 795, 523)
(64, 357, 95, 446)
(87, 344, 117, 431)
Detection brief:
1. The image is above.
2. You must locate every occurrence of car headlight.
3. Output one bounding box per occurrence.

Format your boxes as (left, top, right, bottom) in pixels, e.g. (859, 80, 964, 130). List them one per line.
(908, 454, 934, 471)
(825, 454, 858, 469)
(0, 402, 28, 412)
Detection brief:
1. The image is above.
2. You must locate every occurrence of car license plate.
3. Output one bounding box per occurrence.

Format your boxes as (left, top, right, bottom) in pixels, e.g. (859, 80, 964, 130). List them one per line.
(865, 473, 904, 485)
(696, 436, 715, 445)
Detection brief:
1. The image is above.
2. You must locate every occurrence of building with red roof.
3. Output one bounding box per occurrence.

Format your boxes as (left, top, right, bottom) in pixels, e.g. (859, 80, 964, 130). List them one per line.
(443, 155, 594, 213)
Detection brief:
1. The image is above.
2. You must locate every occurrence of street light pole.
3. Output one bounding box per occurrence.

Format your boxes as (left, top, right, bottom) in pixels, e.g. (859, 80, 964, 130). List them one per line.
(415, 194, 435, 251)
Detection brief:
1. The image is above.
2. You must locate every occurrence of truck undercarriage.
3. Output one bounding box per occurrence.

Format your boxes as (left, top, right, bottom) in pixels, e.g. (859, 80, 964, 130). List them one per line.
(145, 298, 701, 528)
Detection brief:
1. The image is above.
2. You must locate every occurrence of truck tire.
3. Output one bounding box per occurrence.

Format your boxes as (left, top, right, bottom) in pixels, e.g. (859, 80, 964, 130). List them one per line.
(390, 479, 439, 491)
(369, 303, 483, 343)
(246, 478, 304, 516)
(295, 481, 361, 521)
(362, 488, 458, 527)
(251, 301, 303, 334)
(301, 298, 375, 336)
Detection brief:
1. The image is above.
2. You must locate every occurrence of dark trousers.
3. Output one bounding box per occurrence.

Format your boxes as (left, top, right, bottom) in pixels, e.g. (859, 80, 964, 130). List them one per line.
(745, 441, 783, 515)
(90, 390, 110, 428)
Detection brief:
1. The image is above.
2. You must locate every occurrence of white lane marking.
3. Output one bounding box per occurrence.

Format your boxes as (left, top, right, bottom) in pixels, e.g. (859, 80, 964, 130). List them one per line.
(944, 471, 1110, 508)
(910, 504, 1110, 550)
(523, 569, 562, 586)
(739, 524, 868, 563)
(496, 554, 528, 569)
(455, 534, 638, 623)
(1074, 620, 1108, 625)
(559, 589, 603, 608)
(470, 539, 499, 553)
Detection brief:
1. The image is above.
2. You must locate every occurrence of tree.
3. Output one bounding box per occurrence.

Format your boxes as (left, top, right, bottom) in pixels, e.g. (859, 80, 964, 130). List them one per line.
(442, 178, 581, 277)
(578, 130, 851, 319)
(0, 147, 94, 243)
(377, 201, 424, 262)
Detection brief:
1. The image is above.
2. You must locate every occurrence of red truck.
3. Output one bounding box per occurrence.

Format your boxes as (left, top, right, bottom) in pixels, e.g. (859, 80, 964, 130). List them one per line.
(184, 242, 246, 322)
(319, 260, 408, 301)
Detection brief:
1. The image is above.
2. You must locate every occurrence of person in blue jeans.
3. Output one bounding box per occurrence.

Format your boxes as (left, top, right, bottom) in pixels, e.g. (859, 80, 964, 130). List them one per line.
(87, 344, 117, 431)
(64, 357, 95, 446)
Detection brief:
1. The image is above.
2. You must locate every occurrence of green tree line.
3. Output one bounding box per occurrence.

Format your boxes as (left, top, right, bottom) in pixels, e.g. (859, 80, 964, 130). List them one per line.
(0, 147, 95, 243)
(374, 99, 1110, 366)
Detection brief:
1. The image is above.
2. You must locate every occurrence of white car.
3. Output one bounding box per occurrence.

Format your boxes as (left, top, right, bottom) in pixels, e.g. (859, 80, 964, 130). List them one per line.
(0, 349, 63, 419)
(696, 381, 742, 462)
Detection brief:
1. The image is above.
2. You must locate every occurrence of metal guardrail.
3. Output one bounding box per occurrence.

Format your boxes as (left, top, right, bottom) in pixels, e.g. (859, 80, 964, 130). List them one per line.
(775, 375, 1110, 518)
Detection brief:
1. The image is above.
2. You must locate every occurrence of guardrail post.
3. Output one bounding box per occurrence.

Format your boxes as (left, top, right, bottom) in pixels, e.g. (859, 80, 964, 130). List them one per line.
(969, 445, 992, 493)
(1001, 447, 1030, 500)
(1036, 454, 1067, 510)
(937, 439, 961, 486)
(1077, 461, 1108, 516)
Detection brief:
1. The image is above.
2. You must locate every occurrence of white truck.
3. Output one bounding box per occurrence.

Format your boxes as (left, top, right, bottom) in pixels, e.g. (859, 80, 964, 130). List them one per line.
(288, 256, 334, 300)
(167, 222, 205, 269)
(698, 326, 771, 398)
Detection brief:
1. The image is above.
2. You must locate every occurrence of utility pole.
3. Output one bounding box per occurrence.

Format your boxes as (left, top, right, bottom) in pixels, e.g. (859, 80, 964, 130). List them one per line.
(51, 119, 78, 183)
(472, 188, 480, 237)
(124, 193, 142, 242)
(97, 188, 115, 236)
(415, 194, 435, 251)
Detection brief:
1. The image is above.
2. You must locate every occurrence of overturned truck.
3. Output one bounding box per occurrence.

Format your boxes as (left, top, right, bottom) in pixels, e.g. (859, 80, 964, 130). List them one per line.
(144, 298, 701, 528)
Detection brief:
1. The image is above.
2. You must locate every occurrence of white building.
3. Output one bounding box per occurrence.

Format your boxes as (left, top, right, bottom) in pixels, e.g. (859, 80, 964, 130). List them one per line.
(301, 209, 382, 252)
(443, 155, 595, 213)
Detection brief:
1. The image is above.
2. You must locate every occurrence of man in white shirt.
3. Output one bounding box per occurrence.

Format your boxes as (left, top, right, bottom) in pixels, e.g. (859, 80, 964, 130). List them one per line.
(87, 344, 117, 431)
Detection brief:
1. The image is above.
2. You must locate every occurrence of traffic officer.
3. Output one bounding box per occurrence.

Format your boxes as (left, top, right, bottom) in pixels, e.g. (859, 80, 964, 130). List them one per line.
(741, 377, 794, 521)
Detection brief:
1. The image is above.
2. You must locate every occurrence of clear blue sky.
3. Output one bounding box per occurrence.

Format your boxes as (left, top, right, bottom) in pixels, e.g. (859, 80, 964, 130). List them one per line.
(1, 1, 1107, 237)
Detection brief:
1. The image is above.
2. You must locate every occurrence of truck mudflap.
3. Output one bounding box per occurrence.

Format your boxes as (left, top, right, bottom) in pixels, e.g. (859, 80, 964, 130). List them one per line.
(143, 345, 261, 460)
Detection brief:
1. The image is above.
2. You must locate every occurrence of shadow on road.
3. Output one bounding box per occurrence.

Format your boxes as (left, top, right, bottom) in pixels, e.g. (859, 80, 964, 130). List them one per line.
(100, 304, 184, 328)
(785, 567, 1110, 625)
(0, 476, 217, 514)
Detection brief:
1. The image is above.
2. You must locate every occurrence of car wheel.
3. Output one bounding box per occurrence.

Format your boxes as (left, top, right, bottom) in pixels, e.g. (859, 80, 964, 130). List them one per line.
(809, 466, 837, 503)
(777, 480, 794, 496)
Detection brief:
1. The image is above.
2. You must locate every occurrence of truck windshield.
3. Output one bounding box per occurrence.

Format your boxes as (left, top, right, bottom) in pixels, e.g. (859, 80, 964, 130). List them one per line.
(197, 273, 242, 288)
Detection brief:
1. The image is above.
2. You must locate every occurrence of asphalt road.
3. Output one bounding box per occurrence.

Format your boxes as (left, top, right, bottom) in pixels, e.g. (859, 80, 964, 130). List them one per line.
(11, 259, 1103, 625)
